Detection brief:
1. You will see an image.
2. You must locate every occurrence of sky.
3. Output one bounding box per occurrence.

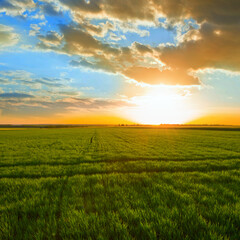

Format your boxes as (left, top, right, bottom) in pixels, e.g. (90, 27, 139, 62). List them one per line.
(0, 0, 239, 125)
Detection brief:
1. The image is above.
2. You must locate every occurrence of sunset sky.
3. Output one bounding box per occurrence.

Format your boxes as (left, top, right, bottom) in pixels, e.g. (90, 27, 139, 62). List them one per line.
(0, 0, 239, 124)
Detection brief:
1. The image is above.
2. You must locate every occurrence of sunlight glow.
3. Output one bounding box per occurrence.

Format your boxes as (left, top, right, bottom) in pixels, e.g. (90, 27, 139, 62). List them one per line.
(126, 88, 198, 125)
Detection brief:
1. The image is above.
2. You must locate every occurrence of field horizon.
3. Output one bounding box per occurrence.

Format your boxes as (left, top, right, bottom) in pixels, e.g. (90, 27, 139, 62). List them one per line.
(1, 123, 240, 128)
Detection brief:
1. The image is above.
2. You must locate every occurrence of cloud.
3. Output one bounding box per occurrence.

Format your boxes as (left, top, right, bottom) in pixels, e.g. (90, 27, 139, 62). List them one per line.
(160, 23, 240, 71)
(37, 31, 63, 46)
(70, 58, 116, 73)
(108, 32, 126, 42)
(72, 18, 115, 37)
(114, 21, 150, 37)
(34, 78, 64, 88)
(0, 69, 132, 117)
(0, 78, 9, 84)
(0, 70, 32, 79)
(0, 70, 78, 95)
(0, 95, 134, 118)
(0, 24, 19, 47)
(39, 1, 63, 16)
(29, 24, 41, 36)
(38, 24, 119, 56)
(56, 97, 133, 109)
(151, 0, 240, 73)
(58, 0, 157, 22)
(57, 0, 240, 26)
(0, 92, 34, 98)
(60, 24, 119, 55)
(123, 67, 200, 85)
(153, 0, 240, 26)
(30, 0, 240, 86)
(0, 0, 35, 16)
(133, 42, 153, 54)
(37, 23, 200, 86)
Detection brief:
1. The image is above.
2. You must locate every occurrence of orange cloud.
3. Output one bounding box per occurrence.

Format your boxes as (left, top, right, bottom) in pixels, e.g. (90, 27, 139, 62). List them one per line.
(59, 0, 157, 21)
(123, 67, 199, 85)
(161, 23, 240, 71)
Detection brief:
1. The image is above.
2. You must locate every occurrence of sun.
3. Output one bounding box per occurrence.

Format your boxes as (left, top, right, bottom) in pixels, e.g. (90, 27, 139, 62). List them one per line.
(125, 87, 197, 125)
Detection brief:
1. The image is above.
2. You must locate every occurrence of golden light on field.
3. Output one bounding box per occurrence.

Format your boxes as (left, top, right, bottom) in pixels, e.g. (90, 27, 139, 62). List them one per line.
(125, 88, 198, 125)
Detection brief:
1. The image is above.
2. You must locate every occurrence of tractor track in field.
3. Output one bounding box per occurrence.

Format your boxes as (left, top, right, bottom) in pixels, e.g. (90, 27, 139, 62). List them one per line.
(81, 130, 100, 156)
(144, 134, 240, 155)
(55, 176, 68, 240)
(1, 156, 240, 168)
(1, 165, 240, 179)
(108, 131, 240, 158)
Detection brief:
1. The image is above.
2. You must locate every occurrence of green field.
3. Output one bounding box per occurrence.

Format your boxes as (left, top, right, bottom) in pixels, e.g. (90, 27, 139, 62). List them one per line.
(0, 127, 240, 239)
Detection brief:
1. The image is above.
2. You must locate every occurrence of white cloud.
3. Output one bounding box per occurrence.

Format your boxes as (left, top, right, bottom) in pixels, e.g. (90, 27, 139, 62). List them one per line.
(0, 24, 19, 48)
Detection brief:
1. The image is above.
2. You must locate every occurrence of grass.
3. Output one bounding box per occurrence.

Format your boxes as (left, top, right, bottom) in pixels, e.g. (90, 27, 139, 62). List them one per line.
(0, 127, 240, 239)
